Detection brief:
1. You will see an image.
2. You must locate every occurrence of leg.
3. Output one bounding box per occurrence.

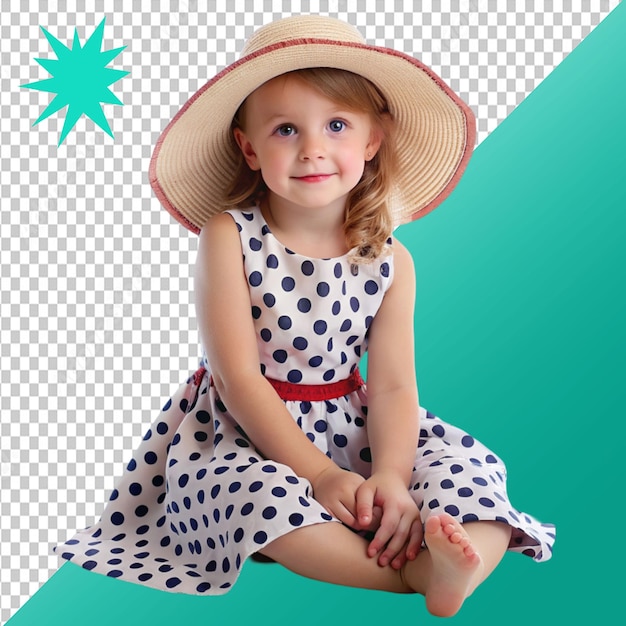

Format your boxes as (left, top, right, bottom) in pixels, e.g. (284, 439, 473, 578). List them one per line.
(258, 515, 511, 615)
(402, 514, 512, 617)
(259, 522, 411, 593)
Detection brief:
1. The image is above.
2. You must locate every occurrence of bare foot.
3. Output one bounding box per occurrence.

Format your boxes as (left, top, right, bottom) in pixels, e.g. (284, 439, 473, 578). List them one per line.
(404, 514, 484, 617)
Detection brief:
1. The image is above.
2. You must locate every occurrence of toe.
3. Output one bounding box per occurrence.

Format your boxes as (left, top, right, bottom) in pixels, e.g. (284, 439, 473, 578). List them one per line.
(449, 531, 463, 544)
(425, 515, 443, 535)
(464, 543, 477, 558)
(443, 523, 455, 536)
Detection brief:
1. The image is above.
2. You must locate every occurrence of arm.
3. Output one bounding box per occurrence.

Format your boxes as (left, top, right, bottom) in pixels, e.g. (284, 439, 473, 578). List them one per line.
(365, 240, 419, 482)
(356, 241, 422, 567)
(195, 213, 364, 525)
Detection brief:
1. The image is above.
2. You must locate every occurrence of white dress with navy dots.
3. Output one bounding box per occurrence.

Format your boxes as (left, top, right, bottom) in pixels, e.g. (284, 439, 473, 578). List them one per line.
(55, 206, 555, 594)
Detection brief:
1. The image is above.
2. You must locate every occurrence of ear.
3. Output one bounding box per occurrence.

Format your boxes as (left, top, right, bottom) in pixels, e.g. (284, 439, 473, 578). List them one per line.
(365, 128, 383, 162)
(233, 127, 261, 171)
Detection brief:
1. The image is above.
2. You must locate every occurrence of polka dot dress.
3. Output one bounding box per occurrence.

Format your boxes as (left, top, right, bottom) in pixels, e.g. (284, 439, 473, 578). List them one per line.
(54, 206, 555, 594)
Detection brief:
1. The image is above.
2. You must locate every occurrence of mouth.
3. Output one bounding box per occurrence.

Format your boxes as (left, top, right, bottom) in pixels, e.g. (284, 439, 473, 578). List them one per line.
(293, 174, 334, 183)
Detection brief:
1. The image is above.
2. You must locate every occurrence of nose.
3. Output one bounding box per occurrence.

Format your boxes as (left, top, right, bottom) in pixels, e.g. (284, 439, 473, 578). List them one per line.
(298, 132, 325, 161)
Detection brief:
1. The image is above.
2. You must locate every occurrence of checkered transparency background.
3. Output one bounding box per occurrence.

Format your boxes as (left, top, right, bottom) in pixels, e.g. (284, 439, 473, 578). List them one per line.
(0, 0, 617, 622)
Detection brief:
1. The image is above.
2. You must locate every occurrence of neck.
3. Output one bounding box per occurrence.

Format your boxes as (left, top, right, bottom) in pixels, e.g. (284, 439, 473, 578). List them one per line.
(262, 194, 350, 258)
(265, 193, 346, 235)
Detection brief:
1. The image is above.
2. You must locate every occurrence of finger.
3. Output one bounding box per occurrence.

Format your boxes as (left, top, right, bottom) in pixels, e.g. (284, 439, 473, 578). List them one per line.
(365, 505, 383, 532)
(391, 550, 409, 571)
(367, 509, 400, 559)
(340, 483, 364, 528)
(334, 501, 358, 528)
(377, 515, 413, 567)
(321, 496, 357, 529)
(354, 482, 375, 529)
(405, 518, 423, 561)
(390, 519, 423, 568)
(330, 474, 364, 527)
(327, 507, 357, 529)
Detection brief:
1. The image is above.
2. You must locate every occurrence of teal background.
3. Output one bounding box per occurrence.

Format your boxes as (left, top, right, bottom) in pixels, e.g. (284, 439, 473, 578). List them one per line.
(9, 3, 625, 624)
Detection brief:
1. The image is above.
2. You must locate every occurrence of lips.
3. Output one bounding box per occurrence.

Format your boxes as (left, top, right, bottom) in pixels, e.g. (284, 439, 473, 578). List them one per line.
(293, 174, 333, 183)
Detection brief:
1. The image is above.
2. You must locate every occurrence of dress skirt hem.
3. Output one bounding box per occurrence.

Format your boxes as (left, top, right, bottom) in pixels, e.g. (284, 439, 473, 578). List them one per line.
(54, 367, 555, 595)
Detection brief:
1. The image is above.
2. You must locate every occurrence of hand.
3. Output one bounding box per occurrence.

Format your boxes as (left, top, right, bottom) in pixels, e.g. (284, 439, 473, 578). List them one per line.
(311, 465, 366, 528)
(355, 470, 423, 569)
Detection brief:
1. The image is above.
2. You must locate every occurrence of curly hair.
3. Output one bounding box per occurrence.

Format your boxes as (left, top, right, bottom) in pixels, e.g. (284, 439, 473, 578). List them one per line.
(225, 67, 397, 263)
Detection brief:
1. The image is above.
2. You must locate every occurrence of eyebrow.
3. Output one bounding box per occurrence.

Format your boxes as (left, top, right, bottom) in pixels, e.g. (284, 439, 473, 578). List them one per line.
(262, 114, 292, 125)
(260, 108, 355, 126)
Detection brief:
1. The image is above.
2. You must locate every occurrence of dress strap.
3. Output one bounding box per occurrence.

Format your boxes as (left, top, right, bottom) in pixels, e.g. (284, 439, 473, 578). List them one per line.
(266, 370, 364, 401)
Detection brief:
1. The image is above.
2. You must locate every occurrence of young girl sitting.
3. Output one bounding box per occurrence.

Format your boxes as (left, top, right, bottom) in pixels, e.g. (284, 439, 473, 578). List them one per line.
(55, 15, 555, 617)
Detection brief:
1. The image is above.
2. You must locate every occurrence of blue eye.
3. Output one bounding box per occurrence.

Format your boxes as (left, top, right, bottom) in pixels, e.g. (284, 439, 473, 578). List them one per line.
(329, 120, 346, 132)
(276, 124, 295, 136)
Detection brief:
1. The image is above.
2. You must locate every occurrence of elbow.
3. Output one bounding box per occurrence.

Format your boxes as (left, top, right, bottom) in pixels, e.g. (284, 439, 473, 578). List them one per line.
(211, 368, 263, 407)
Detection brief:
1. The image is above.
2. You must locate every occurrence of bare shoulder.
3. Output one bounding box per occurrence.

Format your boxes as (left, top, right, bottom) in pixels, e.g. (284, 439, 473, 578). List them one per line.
(369, 238, 415, 325)
(391, 238, 413, 261)
(196, 212, 245, 275)
(389, 238, 415, 290)
(198, 212, 240, 251)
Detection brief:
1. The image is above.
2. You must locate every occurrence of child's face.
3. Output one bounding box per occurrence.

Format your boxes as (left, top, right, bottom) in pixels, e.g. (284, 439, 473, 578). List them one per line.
(233, 74, 381, 214)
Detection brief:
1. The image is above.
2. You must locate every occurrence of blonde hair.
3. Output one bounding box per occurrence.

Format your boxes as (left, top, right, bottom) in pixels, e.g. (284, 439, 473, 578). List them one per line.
(225, 68, 397, 262)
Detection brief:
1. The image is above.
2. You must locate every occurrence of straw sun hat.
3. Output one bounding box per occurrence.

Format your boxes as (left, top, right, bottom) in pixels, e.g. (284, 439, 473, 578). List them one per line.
(149, 15, 476, 234)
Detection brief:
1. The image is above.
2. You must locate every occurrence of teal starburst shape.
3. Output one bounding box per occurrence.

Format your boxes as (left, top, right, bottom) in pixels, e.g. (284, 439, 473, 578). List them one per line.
(21, 18, 129, 146)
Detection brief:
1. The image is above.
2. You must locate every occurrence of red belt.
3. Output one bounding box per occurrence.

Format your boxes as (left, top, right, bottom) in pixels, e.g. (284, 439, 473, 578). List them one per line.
(205, 368, 364, 401)
(266, 369, 364, 401)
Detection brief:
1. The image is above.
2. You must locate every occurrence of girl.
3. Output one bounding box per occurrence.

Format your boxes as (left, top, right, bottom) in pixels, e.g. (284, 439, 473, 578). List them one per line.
(55, 15, 555, 617)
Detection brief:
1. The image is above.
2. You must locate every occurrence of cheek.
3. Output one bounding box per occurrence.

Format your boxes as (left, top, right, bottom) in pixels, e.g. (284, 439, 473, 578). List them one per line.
(339, 146, 367, 179)
(256, 148, 290, 188)
(260, 145, 289, 169)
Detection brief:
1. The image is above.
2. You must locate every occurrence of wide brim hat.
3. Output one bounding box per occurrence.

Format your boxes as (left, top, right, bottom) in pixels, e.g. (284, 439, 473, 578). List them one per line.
(150, 15, 476, 234)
